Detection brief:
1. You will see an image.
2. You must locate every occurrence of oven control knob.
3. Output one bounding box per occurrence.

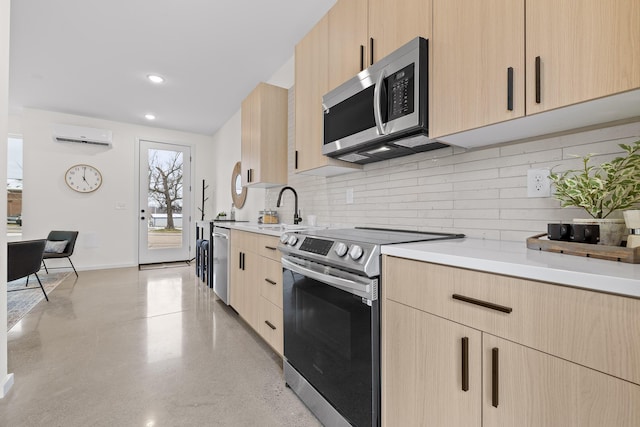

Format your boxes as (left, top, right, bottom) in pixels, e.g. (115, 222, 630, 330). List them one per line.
(280, 233, 290, 244)
(349, 245, 364, 260)
(287, 235, 298, 246)
(334, 242, 348, 257)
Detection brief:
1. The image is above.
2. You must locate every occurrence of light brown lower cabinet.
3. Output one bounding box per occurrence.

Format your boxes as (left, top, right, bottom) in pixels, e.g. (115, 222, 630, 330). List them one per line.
(382, 255, 640, 427)
(230, 230, 283, 356)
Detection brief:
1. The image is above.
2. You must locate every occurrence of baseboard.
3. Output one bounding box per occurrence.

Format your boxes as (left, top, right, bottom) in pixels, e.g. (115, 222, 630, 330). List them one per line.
(1, 373, 14, 398)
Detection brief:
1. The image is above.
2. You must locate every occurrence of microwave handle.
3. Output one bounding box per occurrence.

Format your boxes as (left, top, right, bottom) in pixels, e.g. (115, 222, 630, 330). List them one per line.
(373, 70, 387, 136)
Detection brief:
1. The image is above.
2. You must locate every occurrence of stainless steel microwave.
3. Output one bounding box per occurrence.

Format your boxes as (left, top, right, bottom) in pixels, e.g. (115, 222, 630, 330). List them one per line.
(322, 37, 446, 164)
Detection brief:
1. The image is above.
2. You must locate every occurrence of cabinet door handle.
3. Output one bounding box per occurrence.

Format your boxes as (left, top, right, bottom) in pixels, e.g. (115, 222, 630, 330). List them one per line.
(462, 337, 469, 392)
(295, 150, 299, 170)
(265, 278, 277, 285)
(507, 67, 514, 111)
(360, 45, 365, 71)
(238, 252, 242, 270)
(492, 347, 499, 407)
(452, 294, 512, 314)
(265, 320, 276, 330)
(240, 252, 245, 270)
(369, 37, 374, 65)
(264, 246, 277, 251)
(535, 56, 541, 104)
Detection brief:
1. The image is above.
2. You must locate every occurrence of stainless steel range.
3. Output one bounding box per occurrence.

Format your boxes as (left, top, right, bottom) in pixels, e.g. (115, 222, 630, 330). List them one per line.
(278, 227, 465, 427)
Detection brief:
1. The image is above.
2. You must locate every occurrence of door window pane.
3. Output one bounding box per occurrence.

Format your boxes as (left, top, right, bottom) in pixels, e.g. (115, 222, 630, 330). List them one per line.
(147, 149, 184, 250)
(7, 136, 23, 237)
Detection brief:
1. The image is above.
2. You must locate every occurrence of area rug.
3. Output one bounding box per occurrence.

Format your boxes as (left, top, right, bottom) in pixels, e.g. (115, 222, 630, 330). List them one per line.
(7, 272, 71, 331)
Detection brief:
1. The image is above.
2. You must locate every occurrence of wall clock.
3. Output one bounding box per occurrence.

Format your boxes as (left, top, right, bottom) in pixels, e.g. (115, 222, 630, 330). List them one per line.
(65, 164, 103, 193)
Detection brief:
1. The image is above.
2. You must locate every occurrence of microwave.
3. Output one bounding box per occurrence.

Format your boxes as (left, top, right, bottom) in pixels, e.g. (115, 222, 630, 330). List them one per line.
(322, 37, 446, 164)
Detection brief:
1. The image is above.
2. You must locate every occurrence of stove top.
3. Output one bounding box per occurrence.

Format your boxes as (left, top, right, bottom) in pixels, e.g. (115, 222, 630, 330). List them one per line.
(278, 227, 465, 277)
(302, 227, 465, 245)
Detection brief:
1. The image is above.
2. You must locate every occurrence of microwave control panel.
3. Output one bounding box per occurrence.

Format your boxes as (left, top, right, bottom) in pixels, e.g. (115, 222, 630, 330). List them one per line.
(387, 63, 415, 121)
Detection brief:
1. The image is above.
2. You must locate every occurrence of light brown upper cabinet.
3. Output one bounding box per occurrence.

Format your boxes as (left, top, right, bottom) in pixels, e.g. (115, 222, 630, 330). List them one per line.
(433, 0, 640, 146)
(241, 82, 288, 187)
(368, 0, 431, 65)
(294, 15, 361, 176)
(328, 0, 368, 91)
(431, 0, 524, 138)
(327, 0, 432, 92)
(526, 0, 640, 114)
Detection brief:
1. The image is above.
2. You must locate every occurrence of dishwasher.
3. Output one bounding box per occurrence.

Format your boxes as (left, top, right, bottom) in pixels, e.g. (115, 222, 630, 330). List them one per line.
(212, 226, 230, 304)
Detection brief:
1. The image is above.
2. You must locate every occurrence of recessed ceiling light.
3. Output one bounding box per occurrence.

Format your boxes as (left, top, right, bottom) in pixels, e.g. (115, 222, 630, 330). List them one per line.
(145, 114, 156, 120)
(147, 74, 164, 84)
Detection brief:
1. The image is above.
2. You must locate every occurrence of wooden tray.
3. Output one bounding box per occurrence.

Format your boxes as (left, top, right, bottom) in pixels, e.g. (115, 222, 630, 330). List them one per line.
(526, 233, 640, 264)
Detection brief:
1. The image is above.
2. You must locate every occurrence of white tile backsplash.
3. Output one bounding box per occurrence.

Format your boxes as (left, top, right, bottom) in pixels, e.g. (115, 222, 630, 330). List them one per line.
(264, 87, 640, 241)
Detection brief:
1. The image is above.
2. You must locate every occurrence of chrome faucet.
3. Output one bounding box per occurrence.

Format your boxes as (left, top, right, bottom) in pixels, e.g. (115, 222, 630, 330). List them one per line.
(276, 186, 301, 225)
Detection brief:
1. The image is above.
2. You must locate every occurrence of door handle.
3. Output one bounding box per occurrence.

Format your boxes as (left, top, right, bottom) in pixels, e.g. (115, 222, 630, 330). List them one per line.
(507, 67, 514, 111)
(369, 37, 374, 65)
(535, 56, 541, 104)
(265, 320, 276, 330)
(492, 347, 499, 407)
(462, 337, 469, 391)
(265, 278, 277, 285)
(141, 217, 146, 220)
(373, 69, 387, 136)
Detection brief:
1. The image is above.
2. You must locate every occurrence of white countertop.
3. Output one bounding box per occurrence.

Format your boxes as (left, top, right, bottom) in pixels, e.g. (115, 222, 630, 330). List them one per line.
(214, 222, 327, 237)
(382, 238, 640, 298)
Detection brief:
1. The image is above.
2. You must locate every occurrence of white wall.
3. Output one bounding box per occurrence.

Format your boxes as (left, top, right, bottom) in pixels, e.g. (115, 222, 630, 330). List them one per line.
(1, 0, 11, 398)
(20, 108, 215, 270)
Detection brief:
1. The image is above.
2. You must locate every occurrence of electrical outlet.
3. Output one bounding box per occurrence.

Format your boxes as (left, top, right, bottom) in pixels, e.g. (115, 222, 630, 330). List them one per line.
(527, 169, 551, 197)
(346, 188, 354, 204)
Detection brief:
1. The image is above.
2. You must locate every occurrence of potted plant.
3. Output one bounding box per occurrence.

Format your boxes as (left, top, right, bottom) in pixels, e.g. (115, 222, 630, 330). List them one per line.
(549, 140, 640, 245)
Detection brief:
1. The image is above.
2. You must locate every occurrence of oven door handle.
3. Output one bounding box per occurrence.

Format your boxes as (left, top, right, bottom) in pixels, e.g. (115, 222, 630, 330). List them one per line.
(281, 257, 377, 302)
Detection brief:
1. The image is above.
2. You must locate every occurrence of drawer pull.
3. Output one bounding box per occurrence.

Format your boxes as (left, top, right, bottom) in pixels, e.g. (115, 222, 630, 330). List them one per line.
(265, 278, 277, 285)
(462, 337, 469, 392)
(264, 246, 277, 251)
(492, 347, 499, 407)
(452, 294, 512, 314)
(265, 320, 276, 330)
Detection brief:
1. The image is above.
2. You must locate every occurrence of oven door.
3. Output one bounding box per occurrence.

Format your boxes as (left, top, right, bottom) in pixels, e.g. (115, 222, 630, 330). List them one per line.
(282, 257, 380, 427)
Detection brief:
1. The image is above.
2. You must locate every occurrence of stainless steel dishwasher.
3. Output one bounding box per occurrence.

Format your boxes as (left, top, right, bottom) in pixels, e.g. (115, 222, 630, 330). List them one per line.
(212, 226, 230, 304)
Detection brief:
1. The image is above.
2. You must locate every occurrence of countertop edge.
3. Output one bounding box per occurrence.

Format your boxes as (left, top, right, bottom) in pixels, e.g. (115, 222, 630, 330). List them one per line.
(382, 239, 640, 299)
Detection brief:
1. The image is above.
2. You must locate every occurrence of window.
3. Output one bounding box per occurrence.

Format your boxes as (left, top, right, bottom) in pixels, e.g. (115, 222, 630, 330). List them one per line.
(7, 136, 23, 236)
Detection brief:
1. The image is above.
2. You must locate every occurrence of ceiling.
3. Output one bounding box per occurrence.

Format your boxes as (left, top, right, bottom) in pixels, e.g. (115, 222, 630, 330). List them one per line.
(8, 0, 336, 136)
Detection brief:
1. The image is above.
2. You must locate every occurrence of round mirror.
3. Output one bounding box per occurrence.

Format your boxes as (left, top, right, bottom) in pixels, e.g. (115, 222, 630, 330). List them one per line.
(231, 161, 247, 208)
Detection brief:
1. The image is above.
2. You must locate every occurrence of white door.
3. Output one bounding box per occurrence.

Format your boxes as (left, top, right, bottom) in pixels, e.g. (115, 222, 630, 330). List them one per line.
(139, 140, 191, 264)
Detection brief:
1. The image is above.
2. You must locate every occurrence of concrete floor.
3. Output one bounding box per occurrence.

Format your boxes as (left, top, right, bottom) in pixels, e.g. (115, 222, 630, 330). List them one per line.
(0, 266, 321, 426)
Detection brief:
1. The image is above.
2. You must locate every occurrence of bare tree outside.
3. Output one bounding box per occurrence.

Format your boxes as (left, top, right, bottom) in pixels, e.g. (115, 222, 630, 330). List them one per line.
(148, 149, 183, 231)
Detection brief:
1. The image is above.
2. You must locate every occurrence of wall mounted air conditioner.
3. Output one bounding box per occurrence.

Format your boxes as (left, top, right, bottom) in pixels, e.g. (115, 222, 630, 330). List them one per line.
(52, 124, 112, 147)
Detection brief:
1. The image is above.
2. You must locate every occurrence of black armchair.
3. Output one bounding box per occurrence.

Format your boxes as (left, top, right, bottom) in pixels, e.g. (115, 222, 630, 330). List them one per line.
(42, 230, 79, 277)
(8, 239, 48, 301)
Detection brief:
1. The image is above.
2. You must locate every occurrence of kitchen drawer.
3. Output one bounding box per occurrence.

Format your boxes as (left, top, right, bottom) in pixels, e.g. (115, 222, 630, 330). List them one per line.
(260, 257, 283, 308)
(383, 255, 640, 385)
(258, 234, 281, 261)
(259, 297, 283, 355)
